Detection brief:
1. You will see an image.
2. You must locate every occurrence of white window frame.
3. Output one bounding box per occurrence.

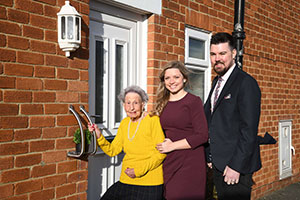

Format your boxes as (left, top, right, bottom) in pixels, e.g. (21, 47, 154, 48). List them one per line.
(185, 26, 211, 101)
(110, 39, 128, 129)
(101, 36, 109, 130)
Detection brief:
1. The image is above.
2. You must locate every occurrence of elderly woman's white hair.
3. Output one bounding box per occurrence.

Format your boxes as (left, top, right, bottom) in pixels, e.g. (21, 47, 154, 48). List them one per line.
(118, 85, 149, 103)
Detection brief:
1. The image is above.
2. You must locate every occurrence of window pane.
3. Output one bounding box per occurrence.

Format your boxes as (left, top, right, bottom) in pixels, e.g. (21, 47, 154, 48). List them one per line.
(115, 44, 124, 123)
(189, 37, 205, 60)
(186, 68, 204, 101)
(95, 41, 104, 123)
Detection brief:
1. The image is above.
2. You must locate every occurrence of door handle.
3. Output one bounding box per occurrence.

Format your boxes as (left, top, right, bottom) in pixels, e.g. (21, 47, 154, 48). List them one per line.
(80, 105, 98, 155)
(291, 145, 295, 156)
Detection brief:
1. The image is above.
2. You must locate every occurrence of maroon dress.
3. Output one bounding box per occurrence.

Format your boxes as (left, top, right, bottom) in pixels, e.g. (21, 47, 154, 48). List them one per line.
(160, 93, 208, 200)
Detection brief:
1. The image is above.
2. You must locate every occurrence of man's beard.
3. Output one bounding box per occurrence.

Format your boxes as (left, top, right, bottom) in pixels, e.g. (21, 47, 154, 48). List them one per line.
(213, 61, 233, 76)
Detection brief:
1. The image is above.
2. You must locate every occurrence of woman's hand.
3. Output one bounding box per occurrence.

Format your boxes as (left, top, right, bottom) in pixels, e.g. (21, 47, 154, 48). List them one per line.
(156, 138, 174, 153)
(125, 168, 136, 178)
(87, 122, 102, 139)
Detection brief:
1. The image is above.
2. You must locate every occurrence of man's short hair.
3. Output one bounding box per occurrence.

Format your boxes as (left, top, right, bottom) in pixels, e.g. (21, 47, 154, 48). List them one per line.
(210, 32, 237, 51)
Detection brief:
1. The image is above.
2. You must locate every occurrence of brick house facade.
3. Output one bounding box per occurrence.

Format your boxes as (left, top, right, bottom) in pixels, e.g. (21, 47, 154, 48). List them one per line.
(0, 0, 299, 199)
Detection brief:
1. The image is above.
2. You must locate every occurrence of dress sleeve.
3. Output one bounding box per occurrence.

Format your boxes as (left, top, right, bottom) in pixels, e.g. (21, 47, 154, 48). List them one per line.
(97, 122, 123, 157)
(134, 116, 166, 178)
(186, 96, 209, 149)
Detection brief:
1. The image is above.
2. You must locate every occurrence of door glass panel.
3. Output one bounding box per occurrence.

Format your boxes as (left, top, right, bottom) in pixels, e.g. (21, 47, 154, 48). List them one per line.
(115, 44, 124, 123)
(186, 68, 204, 101)
(95, 40, 104, 123)
(189, 37, 205, 60)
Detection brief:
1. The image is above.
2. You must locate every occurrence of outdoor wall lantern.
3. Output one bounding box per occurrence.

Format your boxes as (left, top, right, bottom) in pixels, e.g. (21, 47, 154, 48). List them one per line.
(57, 1, 81, 57)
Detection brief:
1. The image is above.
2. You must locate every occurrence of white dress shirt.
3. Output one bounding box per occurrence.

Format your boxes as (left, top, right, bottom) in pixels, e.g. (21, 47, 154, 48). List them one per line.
(211, 64, 236, 112)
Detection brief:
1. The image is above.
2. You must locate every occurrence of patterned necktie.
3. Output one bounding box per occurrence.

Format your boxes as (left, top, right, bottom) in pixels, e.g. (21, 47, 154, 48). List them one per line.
(213, 77, 223, 108)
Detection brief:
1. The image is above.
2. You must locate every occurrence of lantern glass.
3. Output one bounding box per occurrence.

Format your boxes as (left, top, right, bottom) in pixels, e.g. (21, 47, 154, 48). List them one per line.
(67, 16, 73, 40)
(61, 16, 66, 39)
(76, 17, 79, 41)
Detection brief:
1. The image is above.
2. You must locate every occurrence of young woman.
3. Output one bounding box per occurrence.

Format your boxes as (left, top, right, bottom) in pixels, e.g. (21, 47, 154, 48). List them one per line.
(89, 86, 166, 200)
(154, 61, 209, 199)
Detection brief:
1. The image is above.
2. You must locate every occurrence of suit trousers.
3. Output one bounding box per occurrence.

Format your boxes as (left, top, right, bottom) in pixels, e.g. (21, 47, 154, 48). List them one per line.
(212, 166, 253, 200)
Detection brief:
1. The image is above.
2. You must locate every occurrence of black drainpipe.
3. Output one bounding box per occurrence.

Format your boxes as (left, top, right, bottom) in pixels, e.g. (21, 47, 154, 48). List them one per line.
(232, 0, 245, 70)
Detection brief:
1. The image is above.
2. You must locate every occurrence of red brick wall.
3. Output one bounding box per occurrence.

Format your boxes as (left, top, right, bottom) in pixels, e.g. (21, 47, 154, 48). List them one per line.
(147, 0, 300, 199)
(0, 0, 90, 199)
(1, 0, 299, 199)
(242, 1, 300, 198)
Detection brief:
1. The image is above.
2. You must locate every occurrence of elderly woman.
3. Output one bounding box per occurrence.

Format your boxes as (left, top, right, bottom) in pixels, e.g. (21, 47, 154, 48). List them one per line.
(88, 85, 166, 200)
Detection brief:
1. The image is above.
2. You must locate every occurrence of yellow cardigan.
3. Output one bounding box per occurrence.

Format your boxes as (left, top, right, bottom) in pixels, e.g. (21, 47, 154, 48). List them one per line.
(97, 115, 166, 186)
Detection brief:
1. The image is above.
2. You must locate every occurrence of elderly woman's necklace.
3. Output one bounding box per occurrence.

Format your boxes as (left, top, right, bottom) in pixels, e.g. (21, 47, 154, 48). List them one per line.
(127, 114, 143, 141)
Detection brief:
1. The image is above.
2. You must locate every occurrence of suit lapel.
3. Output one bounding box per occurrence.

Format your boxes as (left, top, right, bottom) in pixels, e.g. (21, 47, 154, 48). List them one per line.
(213, 67, 240, 113)
(207, 77, 218, 104)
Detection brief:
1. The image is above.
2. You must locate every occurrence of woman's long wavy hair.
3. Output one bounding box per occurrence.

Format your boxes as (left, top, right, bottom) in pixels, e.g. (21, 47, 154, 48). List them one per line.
(151, 61, 190, 116)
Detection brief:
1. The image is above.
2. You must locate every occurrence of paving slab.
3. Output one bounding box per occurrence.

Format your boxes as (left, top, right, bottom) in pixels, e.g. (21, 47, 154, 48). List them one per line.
(258, 182, 300, 200)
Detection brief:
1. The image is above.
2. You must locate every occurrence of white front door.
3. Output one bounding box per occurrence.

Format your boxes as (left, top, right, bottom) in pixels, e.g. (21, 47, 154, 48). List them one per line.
(88, 1, 147, 199)
(89, 14, 134, 134)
